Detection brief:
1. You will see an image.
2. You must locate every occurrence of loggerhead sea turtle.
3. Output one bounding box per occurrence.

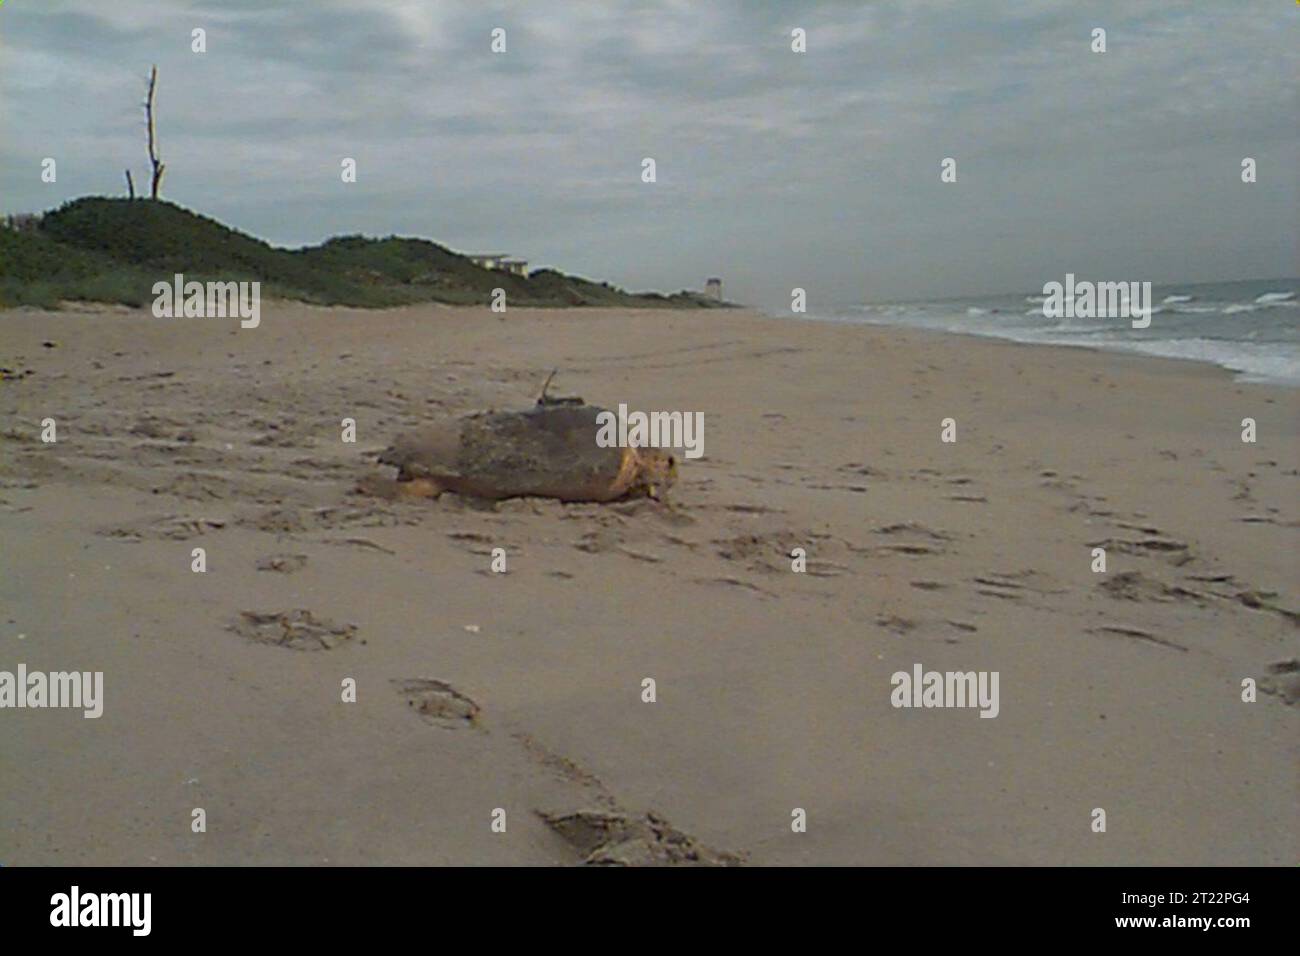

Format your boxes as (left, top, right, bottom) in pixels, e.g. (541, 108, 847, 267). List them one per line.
(362, 402, 678, 503)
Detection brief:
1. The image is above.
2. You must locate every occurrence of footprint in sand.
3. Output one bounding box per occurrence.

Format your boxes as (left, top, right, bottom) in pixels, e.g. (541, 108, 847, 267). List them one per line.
(392, 679, 480, 728)
(538, 809, 741, 867)
(1087, 533, 1194, 567)
(849, 522, 953, 558)
(574, 528, 622, 554)
(255, 553, 308, 574)
(151, 472, 232, 501)
(1260, 661, 1300, 706)
(1098, 571, 1209, 606)
(1232, 591, 1300, 626)
(99, 514, 227, 542)
(876, 614, 918, 635)
(229, 609, 357, 651)
(712, 532, 790, 565)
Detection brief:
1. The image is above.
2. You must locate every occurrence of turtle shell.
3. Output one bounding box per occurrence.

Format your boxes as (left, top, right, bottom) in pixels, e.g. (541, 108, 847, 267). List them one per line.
(379, 404, 636, 501)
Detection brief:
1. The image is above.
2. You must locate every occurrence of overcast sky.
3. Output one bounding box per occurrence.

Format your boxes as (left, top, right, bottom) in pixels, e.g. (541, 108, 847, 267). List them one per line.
(1, 1, 1295, 308)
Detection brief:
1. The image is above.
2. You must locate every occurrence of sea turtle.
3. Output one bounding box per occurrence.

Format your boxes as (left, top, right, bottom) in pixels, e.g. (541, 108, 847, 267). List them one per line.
(362, 402, 678, 503)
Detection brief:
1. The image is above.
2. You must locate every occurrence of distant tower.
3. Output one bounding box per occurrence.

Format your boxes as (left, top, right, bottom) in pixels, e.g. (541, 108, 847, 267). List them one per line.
(705, 277, 722, 301)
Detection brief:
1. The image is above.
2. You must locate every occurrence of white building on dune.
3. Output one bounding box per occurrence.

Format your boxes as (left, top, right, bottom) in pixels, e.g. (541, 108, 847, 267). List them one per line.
(469, 253, 528, 276)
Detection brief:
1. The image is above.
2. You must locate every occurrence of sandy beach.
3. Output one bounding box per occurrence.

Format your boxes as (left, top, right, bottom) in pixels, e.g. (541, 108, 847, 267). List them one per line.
(0, 303, 1295, 865)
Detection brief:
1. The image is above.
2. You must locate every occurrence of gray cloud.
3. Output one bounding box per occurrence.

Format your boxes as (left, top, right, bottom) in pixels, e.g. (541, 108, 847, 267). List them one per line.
(1, 0, 1295, 307)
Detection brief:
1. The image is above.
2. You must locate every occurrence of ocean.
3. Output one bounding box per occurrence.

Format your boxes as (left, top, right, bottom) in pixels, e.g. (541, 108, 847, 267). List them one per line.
(802, 278, 1299, 386)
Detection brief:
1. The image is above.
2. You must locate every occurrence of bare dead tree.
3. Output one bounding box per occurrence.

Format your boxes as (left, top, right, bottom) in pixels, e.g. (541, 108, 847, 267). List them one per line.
(124, 168, 136, 199)
(145, 65, 166, 200)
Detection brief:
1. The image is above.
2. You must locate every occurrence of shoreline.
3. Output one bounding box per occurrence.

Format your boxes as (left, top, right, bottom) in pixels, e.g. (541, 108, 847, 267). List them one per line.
(784, 310, 1300, 388)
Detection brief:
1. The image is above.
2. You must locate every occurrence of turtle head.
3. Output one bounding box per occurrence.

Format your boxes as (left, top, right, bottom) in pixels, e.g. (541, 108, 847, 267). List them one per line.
(637, 449, 678, 501)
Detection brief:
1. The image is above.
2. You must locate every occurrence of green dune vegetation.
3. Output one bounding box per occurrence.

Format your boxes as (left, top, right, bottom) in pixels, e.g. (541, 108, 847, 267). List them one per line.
(0, 197, 730, 311)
